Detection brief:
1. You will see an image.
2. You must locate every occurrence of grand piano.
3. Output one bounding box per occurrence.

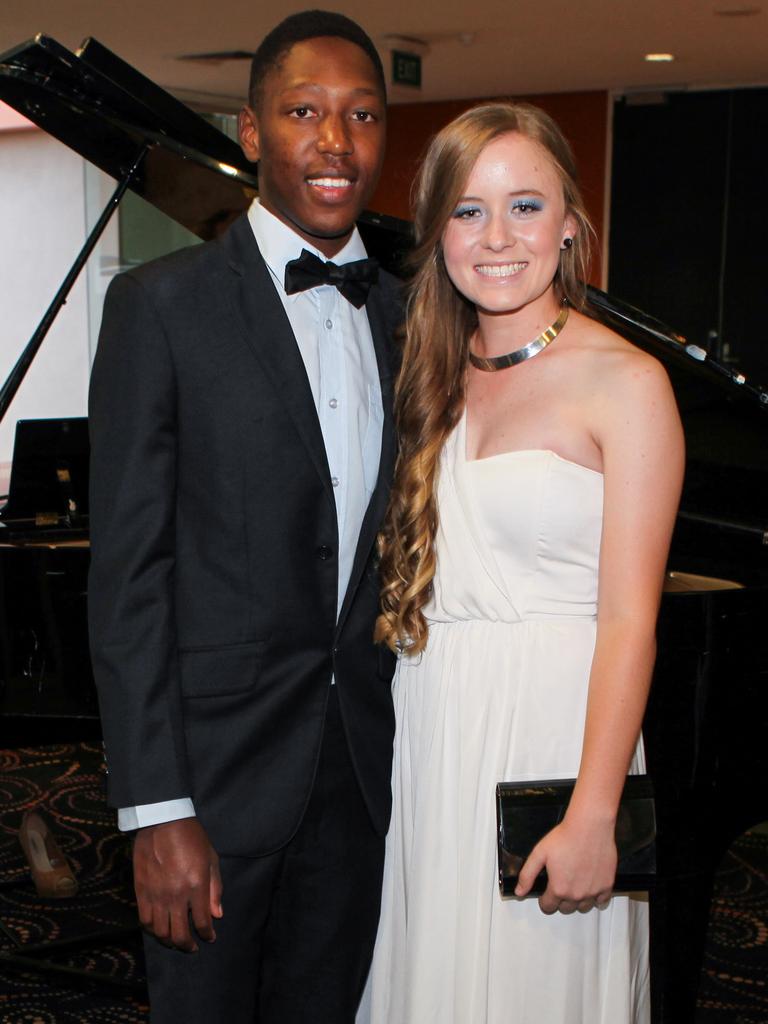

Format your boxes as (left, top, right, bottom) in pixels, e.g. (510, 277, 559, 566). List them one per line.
(1, 34, 766, 1023)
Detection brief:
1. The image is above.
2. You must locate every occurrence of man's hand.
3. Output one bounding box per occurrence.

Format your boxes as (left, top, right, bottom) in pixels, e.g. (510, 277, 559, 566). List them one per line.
(133, 818, 223, 952)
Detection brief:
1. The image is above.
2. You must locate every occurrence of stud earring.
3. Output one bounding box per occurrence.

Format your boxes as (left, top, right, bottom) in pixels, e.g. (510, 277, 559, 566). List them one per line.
(561, 237, 573, 250)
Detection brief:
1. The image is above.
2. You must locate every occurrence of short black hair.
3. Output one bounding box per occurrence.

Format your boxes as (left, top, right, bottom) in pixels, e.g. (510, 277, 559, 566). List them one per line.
(248, 10, 386, 110)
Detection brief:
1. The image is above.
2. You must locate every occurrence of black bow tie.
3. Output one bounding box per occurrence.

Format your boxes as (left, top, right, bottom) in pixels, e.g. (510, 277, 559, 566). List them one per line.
(284, 249, 379, 308)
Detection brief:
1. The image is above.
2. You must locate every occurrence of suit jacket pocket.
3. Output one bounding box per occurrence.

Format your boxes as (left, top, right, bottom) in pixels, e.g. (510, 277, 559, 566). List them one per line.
(179, 639, 268, 698)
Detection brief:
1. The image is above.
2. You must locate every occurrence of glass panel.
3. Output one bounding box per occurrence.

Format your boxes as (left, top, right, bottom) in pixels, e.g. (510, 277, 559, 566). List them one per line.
(118, 189, 201, 267)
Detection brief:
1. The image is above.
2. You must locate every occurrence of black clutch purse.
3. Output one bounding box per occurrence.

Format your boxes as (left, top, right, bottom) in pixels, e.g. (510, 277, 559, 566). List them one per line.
(496, 774, 656, 897)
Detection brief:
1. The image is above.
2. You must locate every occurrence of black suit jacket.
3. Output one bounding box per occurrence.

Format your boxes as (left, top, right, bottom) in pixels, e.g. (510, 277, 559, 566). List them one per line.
(88, 213, 401, 857)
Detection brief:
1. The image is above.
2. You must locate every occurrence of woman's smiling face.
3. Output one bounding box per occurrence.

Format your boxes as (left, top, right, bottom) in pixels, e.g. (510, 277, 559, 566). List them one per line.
(441, 131, 575, 318)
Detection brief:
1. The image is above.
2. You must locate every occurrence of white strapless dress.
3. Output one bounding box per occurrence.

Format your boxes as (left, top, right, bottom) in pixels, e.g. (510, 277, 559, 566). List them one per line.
(363, 410, 649, 1024)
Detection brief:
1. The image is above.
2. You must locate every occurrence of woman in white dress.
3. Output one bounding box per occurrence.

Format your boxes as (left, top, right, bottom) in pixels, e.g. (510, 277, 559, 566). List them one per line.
(366, 103, 684, 1023)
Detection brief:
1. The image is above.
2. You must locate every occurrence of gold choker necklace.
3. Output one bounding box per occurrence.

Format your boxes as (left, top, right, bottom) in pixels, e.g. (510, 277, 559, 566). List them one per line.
(468, 304, 569, 372)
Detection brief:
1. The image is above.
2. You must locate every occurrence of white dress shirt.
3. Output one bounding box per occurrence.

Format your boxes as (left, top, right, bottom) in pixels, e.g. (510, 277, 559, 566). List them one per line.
(117, 200, 383, 832)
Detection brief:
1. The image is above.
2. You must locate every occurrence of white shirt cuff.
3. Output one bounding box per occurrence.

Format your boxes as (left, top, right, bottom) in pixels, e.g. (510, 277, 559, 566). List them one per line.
(117, 798, 196, 832)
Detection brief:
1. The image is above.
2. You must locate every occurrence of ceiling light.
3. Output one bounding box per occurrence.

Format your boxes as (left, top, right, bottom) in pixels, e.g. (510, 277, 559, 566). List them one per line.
(644, 52, 675, 62)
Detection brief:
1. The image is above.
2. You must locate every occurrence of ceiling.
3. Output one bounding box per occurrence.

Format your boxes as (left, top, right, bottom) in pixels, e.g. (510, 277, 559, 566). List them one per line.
(1, 0, 767, 110)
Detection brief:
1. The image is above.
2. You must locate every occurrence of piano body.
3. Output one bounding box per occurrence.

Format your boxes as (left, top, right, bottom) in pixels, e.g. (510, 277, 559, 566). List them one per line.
(0, 35, 766, 1023)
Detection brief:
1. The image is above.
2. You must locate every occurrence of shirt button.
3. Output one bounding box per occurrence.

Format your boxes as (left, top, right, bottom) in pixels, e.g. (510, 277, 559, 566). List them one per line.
(329, 398, 338, 409)
(331, 476, 339, 487)
(325, 318, 333, 329)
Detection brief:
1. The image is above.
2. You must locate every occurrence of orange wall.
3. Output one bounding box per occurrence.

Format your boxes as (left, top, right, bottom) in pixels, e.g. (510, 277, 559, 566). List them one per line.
(371, 91, 609, 285)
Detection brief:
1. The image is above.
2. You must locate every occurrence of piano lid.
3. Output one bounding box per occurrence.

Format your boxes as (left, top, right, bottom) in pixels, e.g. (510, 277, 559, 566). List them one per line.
(0, 34, 259, 240)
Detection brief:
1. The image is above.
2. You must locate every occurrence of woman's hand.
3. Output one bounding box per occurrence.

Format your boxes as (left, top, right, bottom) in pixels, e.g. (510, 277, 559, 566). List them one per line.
(514, 815, 617, 915)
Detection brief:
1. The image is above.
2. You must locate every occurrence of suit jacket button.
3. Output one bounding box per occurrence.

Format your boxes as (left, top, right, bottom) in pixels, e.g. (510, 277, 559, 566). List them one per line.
(317, 545, 333, 560)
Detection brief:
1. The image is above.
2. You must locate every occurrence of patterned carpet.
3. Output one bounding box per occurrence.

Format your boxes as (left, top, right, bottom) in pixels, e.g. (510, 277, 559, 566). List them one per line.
(0, 743, 148, 1023)
(697, 828, 768, 1023)
(0, 742, 765, 1023)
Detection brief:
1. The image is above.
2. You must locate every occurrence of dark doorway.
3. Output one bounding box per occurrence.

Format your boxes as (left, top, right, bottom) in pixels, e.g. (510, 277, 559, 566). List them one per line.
(609, 88, 768, 388)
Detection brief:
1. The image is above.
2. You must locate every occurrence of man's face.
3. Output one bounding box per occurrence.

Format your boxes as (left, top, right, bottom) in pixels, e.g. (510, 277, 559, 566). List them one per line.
(239, 36, 386, 258)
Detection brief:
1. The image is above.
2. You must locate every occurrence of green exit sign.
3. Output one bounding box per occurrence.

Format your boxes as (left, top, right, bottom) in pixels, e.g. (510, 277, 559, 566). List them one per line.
(392, 50, 421, 88)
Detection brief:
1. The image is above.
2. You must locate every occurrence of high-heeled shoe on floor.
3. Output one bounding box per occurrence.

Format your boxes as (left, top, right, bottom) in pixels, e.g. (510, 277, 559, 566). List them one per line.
(18, 810, 78, 899)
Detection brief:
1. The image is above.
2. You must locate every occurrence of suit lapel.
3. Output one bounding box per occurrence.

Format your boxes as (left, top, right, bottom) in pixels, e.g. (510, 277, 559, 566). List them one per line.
(337, 277, 399, 633)
(219, 214, 399, 631)
(218, 216, 335, 510)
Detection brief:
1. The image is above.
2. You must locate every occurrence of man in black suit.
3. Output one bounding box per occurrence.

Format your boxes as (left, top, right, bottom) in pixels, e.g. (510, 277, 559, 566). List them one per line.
(88, 12, 400, 1022)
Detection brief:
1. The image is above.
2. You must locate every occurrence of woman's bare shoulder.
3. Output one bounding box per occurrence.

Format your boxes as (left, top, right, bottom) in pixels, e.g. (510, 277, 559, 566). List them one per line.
(567, 310, 673, 401)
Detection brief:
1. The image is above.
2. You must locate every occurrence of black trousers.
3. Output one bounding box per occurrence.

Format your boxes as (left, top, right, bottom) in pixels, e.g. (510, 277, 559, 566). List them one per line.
(142, 687, 385, 1024)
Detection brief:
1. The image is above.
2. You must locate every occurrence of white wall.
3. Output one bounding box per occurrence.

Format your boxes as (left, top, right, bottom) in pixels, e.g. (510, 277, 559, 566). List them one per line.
(0, 127, 93, 487)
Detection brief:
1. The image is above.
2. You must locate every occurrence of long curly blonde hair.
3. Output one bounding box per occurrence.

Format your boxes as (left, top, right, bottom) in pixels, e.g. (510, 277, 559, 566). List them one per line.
(375, 102, 595, 653)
